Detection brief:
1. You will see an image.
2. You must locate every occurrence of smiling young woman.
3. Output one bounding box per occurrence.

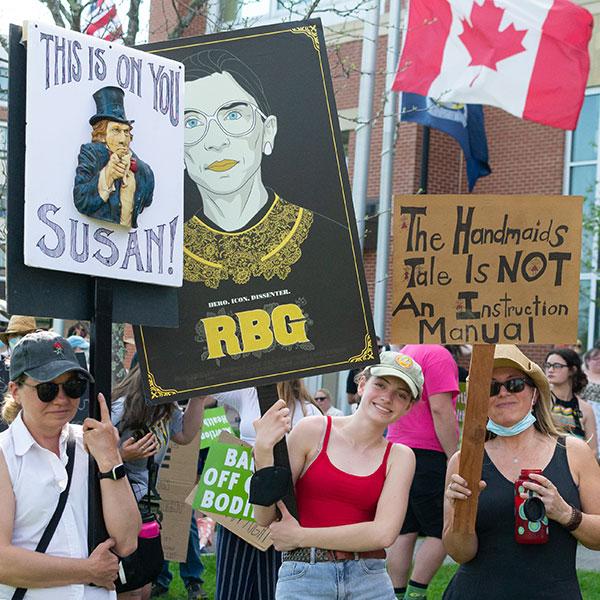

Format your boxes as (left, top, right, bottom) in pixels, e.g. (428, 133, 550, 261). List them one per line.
(251, 351, 423, 600)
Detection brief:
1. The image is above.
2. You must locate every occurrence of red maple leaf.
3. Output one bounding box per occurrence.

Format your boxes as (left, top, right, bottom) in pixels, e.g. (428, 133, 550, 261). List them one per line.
(459, 0, 527, 71)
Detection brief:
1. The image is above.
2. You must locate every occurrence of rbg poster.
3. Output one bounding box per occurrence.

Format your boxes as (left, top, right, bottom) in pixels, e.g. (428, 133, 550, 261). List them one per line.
(136, 20, 377, 400)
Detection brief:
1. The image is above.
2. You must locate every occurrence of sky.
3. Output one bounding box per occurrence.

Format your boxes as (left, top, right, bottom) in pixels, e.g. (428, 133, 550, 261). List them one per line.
(0, 0, 150, 43)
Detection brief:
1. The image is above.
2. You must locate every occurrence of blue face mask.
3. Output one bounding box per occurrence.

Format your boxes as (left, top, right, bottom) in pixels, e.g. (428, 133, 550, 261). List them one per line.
(8, 336, 22, 351)
(486, 412, 536, 437)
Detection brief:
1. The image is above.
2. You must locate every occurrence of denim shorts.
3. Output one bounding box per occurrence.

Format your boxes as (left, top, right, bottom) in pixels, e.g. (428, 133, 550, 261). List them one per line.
(275, 558, 396, 599)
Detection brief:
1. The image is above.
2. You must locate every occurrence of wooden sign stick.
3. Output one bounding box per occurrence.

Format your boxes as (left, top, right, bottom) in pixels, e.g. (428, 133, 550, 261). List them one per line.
(452, 344, 495, 534)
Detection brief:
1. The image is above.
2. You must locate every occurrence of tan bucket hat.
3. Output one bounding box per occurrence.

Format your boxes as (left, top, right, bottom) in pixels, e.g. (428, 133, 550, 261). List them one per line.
(0, 315, 37, 345)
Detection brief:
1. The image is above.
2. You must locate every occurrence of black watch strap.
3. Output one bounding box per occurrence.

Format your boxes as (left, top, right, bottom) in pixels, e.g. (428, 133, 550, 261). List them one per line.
(98, 463, 126, 480)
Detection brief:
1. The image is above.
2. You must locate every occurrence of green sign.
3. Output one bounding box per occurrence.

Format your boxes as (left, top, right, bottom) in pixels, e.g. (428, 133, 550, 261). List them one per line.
(193, 443, 255, 521)
(200, 407, 234, 449)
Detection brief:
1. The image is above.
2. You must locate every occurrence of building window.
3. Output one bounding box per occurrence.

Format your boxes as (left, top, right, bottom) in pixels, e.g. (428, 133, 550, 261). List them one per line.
(565, 90, 600, 349)
(0, 63, 7, 104)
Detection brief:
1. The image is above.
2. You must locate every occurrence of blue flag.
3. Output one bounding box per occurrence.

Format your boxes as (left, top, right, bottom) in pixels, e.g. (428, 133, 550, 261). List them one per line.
(401, 93, 491, 192)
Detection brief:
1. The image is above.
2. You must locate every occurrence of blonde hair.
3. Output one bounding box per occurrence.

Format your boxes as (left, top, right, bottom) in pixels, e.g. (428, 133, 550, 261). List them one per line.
(277, 379, 322, 422)
(1, 376, 25, 425)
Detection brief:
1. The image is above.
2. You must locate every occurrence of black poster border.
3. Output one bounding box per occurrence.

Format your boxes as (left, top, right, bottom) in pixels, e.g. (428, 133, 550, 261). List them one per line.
(136, 19, 377, 401)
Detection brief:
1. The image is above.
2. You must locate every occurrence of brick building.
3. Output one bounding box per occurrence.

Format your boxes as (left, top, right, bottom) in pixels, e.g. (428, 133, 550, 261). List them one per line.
(146, 0, 598, 380)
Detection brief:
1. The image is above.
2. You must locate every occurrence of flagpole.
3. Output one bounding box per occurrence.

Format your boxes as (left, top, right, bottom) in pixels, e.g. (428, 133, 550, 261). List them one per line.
(351, 0, 381, 249)
(420, 125, 431, 193)
(373, 0, 402, 339)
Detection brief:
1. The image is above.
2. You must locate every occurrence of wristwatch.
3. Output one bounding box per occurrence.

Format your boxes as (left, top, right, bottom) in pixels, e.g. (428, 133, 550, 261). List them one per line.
(98, 463, 126, 481)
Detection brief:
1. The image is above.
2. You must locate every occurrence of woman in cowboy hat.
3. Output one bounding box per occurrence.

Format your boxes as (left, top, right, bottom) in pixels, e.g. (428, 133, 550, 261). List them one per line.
(0, 316, 37, 352)
(443, 345, 600, 599)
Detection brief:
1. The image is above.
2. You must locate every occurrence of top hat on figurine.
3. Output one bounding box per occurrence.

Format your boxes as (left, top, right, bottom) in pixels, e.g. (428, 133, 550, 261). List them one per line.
(89, 86, 134, 126)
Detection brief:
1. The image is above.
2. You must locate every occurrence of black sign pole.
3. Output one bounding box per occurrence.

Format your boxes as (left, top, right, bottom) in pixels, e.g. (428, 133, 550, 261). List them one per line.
(256, 384, 298, 519)
(87, 277, 113, 553)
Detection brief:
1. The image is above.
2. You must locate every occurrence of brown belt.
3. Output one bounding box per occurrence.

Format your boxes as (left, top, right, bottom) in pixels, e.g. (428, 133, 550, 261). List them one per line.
(283, 547, 386, 563)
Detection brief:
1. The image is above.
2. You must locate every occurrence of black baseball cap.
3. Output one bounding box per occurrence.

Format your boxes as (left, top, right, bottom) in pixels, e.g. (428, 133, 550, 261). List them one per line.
(10, 331, 94, 383)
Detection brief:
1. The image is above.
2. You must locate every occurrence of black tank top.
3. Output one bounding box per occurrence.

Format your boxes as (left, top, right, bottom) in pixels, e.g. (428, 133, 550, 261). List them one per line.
(443, 438, 581, 600)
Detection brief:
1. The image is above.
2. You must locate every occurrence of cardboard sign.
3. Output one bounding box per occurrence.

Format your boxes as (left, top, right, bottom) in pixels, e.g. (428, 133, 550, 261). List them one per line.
(134, 19, 377, 401)
(391, 195, 583, 344)
(157, 432, 200, 562)
(200, 407, 234, 449)
(23, 21, 184, 287)
(185, 432, 272, 551)
(193, 443, 255, 521)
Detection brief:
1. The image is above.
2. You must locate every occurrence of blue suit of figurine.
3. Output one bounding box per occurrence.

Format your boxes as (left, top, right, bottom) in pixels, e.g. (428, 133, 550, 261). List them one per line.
(73, 142, 154, 229)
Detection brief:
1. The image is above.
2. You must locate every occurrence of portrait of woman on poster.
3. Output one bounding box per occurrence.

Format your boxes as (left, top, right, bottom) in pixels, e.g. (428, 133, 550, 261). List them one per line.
(181, 48, 314, 290)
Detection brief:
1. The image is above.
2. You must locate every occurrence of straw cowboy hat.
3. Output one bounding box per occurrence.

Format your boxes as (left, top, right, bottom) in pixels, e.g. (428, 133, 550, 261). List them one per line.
(0, 316, 37, 345)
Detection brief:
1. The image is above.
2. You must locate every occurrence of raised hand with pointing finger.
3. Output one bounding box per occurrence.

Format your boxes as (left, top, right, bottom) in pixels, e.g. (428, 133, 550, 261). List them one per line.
(83, 393, 123, 473)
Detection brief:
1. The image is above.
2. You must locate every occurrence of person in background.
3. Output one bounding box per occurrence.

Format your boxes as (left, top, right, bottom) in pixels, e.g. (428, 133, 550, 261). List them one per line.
(443, 345, 600, 599)
(385, 344, 459, 600)
(0, 316, 38, 363)
(252, 351, 422, 599)
(582, 345, 600, 454)
(545, 348, 597, 454)
(111, 365, 206, 600)
(314, 388, 343, 417)
(0, 331, 140, 598)
(208, 380, 321, 600)
(67, 322, 90, 341)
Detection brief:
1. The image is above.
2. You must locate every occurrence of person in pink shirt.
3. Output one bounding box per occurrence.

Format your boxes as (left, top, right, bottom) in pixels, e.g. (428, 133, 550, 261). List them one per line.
(385, 344, 459, 600)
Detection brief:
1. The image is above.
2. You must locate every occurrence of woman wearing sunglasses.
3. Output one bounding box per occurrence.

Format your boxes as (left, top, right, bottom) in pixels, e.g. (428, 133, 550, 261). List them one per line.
(443, 345, 600, 600)
(0, 331, 140, 598)
(544, 348, 597, 454)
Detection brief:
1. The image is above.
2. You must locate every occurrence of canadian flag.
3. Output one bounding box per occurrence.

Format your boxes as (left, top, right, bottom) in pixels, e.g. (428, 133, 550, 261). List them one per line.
(393, 0, 593, 130)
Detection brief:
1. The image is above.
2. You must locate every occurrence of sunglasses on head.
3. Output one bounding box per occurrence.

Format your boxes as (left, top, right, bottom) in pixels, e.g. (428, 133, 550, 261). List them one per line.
(22, 376, 88, 403)
(490, 377, 533, 397)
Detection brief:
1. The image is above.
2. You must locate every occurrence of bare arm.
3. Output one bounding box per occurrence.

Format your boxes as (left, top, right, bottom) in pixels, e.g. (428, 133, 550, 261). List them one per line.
(269, 444, 416, 551)
(430, 393, 459, 459)
(172, 397, 206, 445)
(252, 404, 317, 526)
(0, 449, 119, 589)
(442, 451, 482, 563)
(579, 398, 597, 456)
(523, 437, 600, 550)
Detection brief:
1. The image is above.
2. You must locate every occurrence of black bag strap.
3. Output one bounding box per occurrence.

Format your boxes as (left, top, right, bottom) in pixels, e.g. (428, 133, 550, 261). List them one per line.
(11, 430, 76, 600)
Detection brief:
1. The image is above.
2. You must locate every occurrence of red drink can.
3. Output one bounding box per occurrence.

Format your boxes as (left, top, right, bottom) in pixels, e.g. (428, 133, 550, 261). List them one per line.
(514, 469, 549, 544)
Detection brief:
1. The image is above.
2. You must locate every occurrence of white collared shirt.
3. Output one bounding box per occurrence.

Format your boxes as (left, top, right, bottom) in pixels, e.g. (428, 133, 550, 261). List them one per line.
(0, 413, 114, 599)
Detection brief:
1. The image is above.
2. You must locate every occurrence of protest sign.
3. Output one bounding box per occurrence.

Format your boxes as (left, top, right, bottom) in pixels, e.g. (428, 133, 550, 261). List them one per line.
(201, 407, 234, 450)
(185, 431, 272, 551)
(193, 442, 255, 521)
(23, 21, 184, 287)
(134, 19, 377, 401)
(391, 195, 583, 344)
(157, 432, 200, 562)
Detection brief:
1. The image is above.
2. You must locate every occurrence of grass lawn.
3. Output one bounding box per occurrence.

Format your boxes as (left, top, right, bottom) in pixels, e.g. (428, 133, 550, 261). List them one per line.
(161, 556, 600, 599)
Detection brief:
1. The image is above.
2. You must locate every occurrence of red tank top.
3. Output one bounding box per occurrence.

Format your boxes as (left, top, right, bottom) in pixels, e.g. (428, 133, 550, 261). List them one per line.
(295, 416, 393, 528)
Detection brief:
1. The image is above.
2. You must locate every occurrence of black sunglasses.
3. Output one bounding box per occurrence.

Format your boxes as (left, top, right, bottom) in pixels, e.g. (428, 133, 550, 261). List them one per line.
(314, 396, 328, 401)
(490, 377, 533, 397)
(22, 376, 88, 403)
